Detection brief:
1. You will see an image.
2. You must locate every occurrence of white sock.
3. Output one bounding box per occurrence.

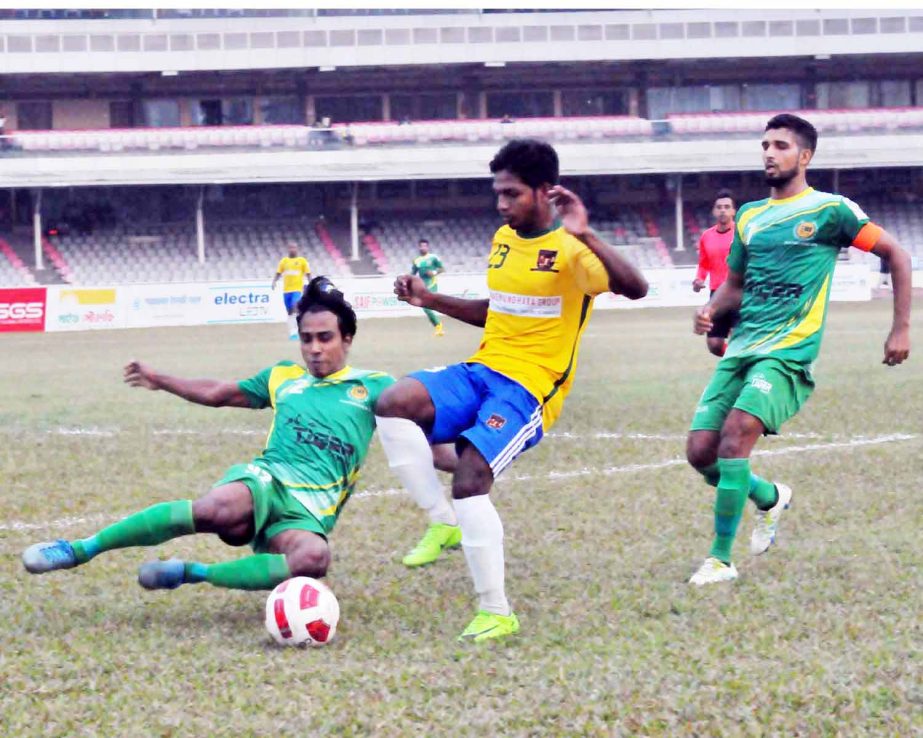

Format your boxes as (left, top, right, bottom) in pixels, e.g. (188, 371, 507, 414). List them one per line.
(375, 417, 456, 526)
(287, 314, 297, 336)
(454, 495, 509, 616)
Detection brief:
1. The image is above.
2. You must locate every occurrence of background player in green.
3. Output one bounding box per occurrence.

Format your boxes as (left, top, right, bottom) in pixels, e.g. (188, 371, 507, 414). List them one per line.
(686, 114, 912, 585)
(22, 277, 401, 592)
(411, 238, 446, 336)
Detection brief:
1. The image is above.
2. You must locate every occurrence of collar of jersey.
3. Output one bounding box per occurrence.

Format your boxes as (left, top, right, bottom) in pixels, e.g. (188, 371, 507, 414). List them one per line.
(769, 186, 814, 206)
(515, 218, 561, 239)
(315, 365, 352, 382)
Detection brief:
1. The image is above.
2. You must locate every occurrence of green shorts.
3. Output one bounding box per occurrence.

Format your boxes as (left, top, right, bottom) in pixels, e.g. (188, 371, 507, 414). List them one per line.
(216, 462, 326, 553)
(689, 355, 815, 435)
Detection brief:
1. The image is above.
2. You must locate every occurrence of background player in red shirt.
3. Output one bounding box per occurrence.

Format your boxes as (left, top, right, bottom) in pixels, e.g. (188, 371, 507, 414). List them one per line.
(693, 190, 737, 356)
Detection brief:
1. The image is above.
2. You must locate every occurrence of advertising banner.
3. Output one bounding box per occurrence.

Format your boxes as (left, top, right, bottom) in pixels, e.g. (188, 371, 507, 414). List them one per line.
(45, 286, 122, 331)
(123, 283, 207, 328)
(205, 282, 287, 324)
(0, 287, 47, 333)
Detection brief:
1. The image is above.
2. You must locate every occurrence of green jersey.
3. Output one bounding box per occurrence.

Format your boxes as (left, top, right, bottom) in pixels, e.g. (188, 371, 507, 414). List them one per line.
(726, 187, 871, 369)
(411, 253, 444, 288)
(237, 361, 395, 533)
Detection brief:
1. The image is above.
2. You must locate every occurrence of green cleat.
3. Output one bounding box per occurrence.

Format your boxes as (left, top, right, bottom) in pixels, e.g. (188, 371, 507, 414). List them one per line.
(401, 523, 462, 567)
(458, 610, 520, 643)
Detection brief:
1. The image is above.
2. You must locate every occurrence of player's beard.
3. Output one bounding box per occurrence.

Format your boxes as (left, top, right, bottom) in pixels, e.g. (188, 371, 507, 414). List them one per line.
(765, 164, 798, 188)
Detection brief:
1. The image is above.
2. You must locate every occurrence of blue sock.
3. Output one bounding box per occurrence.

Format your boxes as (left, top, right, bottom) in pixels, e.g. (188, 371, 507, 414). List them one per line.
(184, 562, 208, 583)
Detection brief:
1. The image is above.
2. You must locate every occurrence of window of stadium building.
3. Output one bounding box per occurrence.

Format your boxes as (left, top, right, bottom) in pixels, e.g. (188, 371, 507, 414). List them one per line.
(740, 83, 801, 111)
(259, 97, 304, 125)
(314, 96, 383, 124)
(647, 85, 741, 119)
(816, 81, 871, 109)
(390, 93, 457, 122)
(486, 91, 554, 119)
(194, 98, 253, 126)
(561, 90, 628, 117)
(142, 100, 180, 128)
(16, 101, 53, 130)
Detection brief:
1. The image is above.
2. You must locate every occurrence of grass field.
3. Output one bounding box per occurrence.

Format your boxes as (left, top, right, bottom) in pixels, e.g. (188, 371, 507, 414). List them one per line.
(2, 299, 921, 737)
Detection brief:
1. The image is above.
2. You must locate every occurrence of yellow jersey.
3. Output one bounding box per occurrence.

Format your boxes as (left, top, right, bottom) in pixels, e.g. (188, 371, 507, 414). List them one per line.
(467, 224, 610, 430)
(277, 256, 311, 293)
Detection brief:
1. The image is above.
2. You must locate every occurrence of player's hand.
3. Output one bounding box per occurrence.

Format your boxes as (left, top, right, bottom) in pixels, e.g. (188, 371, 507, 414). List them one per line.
(393, 274, 430, 307)
(124, 360, 160, 390)
(694, 305, 713, 335)
(883, 326, 910, 366)
(692, 278, 706, 293)
(547, 185, 589, 237)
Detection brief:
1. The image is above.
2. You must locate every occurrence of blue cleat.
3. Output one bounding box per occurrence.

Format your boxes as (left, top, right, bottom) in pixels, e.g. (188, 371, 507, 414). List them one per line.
(138, 559, 186, 590)
(22, 539, 78, 574)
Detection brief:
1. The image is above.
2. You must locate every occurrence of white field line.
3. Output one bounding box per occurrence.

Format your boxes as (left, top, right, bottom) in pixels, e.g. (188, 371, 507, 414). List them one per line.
(0, 432, 915, 535)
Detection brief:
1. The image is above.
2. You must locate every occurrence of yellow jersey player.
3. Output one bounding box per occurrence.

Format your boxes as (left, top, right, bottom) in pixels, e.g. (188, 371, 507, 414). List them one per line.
(374, 139, 648, 642)
(272, 242, 311, 339)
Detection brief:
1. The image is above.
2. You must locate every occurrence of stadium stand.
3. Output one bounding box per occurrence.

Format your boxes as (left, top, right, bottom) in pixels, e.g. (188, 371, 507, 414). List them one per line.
(50, 220, 350, 285)
(0, 238, 38, 286)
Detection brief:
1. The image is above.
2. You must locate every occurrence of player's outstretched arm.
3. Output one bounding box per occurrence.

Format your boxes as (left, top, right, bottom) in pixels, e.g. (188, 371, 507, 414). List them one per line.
(123, 360, 253, 408)
(548, 185, 648, 300)
(694, 270, 743, 334)
(870, 231, 911, 366)
(394, 274, 489, 327)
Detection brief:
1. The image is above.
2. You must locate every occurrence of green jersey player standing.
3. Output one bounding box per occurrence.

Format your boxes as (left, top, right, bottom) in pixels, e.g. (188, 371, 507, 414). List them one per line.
(686, 114, 912, 586)
(411, 238, 446, 336)
(23, 278, 399, 593)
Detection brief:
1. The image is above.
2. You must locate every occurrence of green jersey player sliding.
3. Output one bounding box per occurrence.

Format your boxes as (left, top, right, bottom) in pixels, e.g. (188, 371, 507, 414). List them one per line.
(686, 114, 912, 586)
(22, 277, 427, 593)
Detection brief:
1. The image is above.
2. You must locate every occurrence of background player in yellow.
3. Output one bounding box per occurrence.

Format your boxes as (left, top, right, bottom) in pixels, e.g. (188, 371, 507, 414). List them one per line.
(272, 241, 311, 340)
(411, 238, 446, 336)
(686, 114, 912, 586)
(375, 139, 649, 642)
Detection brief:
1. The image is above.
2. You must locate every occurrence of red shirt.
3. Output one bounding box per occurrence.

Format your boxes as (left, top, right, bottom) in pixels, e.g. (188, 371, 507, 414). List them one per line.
(695, 224, 735, 290)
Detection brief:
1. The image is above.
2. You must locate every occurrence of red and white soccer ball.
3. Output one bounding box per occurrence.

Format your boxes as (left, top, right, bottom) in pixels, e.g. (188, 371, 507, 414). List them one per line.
(265, 577, 340, 647)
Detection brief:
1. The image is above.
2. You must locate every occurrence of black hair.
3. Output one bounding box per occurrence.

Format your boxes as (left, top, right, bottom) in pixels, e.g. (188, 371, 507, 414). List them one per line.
(295, 276, 357, 339)
(418, 238, 429, 245)
(765, 113, 818, 153)
(489, 138, 559, 189)
(714, 189, 736, 208)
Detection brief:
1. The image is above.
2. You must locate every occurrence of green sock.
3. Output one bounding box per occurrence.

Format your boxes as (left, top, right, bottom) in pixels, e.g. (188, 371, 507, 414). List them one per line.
(71, 500, 194, 564)
(423, 308, 440, 327)
(185, 554, 291, 591)
(710, 458, 750, 564)
(749, 474, 778, 510)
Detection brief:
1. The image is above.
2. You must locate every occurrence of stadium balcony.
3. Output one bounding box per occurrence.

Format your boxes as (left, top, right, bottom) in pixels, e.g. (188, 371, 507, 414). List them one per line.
(4, 109, 923, 160)
(667, 108, 923, 137)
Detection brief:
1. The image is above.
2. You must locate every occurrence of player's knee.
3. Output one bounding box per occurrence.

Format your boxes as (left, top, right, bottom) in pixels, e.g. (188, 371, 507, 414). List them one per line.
(717, 416, 762, 458)
(375, 380, 433, 424)
(286, 543, 330, 578)
(451, 448, 493, 499)
(686, 437, 716, 470)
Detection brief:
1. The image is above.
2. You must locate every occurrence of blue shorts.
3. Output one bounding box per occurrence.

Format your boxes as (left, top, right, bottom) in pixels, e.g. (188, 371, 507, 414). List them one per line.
(409, 362, 543, 477)
(283, 291, 300, 313)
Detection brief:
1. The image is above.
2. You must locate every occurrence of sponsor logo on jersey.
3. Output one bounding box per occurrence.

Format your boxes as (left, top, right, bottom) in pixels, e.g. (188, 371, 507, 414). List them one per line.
(486, 413, 507, 430)
(794, 221, 816, 240)
(489, 289, 562, 318)
(531, 249, 560, 272)
(348, 385, 369, 401)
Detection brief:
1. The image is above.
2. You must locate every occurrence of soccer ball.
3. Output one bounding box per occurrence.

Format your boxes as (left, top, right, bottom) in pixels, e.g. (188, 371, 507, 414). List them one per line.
(265, 577, 340, 647)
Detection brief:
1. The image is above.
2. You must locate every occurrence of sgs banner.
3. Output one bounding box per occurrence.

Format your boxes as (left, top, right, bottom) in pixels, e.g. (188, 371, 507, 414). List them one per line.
(0, 287, 47, 332)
